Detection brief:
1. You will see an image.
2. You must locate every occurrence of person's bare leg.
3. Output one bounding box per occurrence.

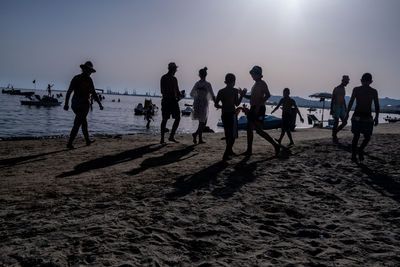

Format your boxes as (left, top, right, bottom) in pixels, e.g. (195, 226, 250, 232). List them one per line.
(67, 115, 83, 148)
(277, 129, 285, 144)
(332, 118, 339, 143)
(246, 122, 254, 155)
(254, 122, 280, 156)
(160, 119, 167, 144)
(198, 122, 206, 143)
(169, 117, 180, 142)
(337, 117, 347, 132)
(351, 133, 360, 161)
(287, 130, 294, 146)
(358, 134, 371, 162)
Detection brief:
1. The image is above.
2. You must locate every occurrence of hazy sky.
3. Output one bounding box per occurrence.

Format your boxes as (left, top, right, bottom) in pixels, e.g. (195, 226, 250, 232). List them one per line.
(1, 0, 399, 98)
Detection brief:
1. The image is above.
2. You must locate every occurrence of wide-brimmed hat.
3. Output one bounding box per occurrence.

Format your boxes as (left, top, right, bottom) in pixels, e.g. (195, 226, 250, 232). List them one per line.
(168, 62, 178, 70)
(80, 61, 96, 73)
(342, 75, 350, 81)
(250, 65, 262, 76)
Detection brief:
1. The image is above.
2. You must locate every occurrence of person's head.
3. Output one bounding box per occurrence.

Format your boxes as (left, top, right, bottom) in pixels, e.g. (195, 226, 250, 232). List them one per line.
(199, 67, 208, 79)
(80, 61, 96, 75)
(168, 62, 178, 74)
(249, 65, 263, 80)
(361, 73, 373, 85)
(283, 88, 290, 97)
(224, 73, 236, 87)
(341, 75, 350, 86)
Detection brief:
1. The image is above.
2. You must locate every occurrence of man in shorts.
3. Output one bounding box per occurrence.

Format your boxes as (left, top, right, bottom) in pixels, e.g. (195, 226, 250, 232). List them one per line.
(243, 66, 280, 156)
(160, 62, 184, 144)
(330, 75, 350, 143)
(344, 73, 379, 162)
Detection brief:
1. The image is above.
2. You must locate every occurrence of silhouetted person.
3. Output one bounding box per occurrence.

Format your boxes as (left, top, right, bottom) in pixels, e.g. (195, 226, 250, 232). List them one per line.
(215, 73, 245, 160)
(331, 75, 350, 143)
(271, 88, 304, 146)
(47, 84, 54, 97)
(190, 67, 215, 144)
(64, 61, 103, 149)
(160, 62, 184, 144)
(345, 73, 379, 162)
(243, 66, 280, 156)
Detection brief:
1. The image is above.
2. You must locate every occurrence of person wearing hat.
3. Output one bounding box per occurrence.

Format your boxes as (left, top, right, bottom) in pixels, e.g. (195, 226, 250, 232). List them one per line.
(64, 61, 103, 149)
(330, 75, 350, 143)
(344, 73, 379, 162)
(242, 66, 280, 156)
(160, 62, 184, 144)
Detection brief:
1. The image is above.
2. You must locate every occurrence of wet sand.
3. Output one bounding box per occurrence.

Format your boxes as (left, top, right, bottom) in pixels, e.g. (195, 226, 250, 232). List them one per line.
(1, 124, 400, 266)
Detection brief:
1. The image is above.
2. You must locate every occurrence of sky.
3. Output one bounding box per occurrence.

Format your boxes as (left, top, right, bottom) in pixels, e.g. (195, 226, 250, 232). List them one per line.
(1, 0, 399, 99)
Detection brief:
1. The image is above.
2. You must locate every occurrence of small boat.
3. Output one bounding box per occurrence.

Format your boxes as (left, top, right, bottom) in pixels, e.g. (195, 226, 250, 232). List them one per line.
(2, 88, 35, 97)
(384, 116, 400, 123)
(217, 115, 282, 130)
(181, 106, 192, 116)
(20, 95, 61, 107)
(134, 99, 159, 116)
(307, 107, 317, 112)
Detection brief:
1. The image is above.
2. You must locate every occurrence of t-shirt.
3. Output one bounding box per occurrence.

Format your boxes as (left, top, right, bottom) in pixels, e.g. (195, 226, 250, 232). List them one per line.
(160, 73, 180, 99)
(332, 85, 346, 106)
(278, 97, 297, 114)
(351, 85, 378, 119)
(68, 73, 98, 101)
(216, 87, 239, 113)
(250, 80, 270, 107)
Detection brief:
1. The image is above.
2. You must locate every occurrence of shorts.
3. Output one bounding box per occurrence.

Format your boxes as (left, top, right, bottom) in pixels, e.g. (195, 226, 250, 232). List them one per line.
(282, 112, 292, 130)
(247, 105, 266, 122)
(161, 97, 180, 119)
(72, 98, 90, 115)
(221, 112, 238, 141)
(351, 117, 373, 136)
(332, 105, 346, 119)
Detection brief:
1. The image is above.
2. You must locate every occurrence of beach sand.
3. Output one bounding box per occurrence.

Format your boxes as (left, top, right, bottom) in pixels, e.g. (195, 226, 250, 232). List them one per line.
(1, 124, 400, 266)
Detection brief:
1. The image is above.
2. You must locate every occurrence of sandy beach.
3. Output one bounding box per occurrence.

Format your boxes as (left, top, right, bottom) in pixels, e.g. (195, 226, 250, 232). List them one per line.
(1, 124, 400, 266)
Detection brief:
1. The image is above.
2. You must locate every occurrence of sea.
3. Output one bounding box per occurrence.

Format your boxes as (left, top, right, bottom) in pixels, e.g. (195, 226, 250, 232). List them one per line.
(0, 89, 394, 138)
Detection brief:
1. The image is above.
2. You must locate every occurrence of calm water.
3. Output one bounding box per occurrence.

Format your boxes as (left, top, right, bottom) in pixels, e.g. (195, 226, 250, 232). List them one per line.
(0, 89, 393, 138)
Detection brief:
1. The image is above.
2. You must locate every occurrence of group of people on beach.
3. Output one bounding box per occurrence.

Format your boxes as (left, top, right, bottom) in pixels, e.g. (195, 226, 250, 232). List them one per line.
(63, 61, 380, 163)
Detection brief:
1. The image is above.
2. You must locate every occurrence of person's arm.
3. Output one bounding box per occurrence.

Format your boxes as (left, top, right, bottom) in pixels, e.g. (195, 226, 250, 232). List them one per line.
(373, 90, 380, 126)
(90, 81, 103, 110)
(345, 89, 356, 122)
(294, 102, 304, 123)
(160, 76, 166, 96)
(330, 88, 336, 115)
(271, 99, 282, 114)
(209, 84, 216, 103)
(235, 89, 244, 106)
(215, 91, 222, 109)
(263, 87, 271, 103)
(190, 82, 197, 98)
(64, 77, 75, 111)
(242, 88, 251, 99)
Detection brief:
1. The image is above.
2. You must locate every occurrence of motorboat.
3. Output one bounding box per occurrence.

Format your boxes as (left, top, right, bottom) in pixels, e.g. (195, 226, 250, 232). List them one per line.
(2, 88, 35, 97)
(20, 95, 61, 107)
(217, 115, 282, 130)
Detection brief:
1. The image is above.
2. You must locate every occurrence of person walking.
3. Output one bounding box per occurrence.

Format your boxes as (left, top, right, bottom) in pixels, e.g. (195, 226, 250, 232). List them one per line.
(215, 73, 245, 160)
(160, 62, 184, 144)
(64, 61, 103, 149)
(243, 66, 280, 156)
(331, 75, 350, 143)
(190, 67, 215, 144)
(271, 88, 304, 146)
(344, 73, 379, 162)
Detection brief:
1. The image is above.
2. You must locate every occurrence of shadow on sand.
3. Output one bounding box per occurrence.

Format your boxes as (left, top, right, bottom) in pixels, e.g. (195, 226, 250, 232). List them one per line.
(126, 145, 197, 176)
(0, 149, 69, 168)
(57, 144, 164, 178)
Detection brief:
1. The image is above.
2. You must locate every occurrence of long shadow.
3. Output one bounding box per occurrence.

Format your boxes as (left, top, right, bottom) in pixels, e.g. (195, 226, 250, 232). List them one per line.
(126, 145, 196, 176)
(0, 149, 69, 168)
(57, 144, 164, 178)
(359, 163, 400, 203)
(166, 160, 229, 200)
(212, 156, 275, 199)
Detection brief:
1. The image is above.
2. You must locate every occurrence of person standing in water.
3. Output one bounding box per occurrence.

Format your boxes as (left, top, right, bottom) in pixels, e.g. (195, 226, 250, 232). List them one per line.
(160, 62, 184, 144)
(271, 88, 304, 146)
(331, 75, 350, 143)
(64, 61, 103, 149)
(345, 73, 379, 162)
(243, 66, 280, 156)
(190, 67, 215, 144)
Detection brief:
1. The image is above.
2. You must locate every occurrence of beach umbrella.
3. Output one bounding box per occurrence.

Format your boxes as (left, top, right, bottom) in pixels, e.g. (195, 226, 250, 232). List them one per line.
(309, 92, 333, 124)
